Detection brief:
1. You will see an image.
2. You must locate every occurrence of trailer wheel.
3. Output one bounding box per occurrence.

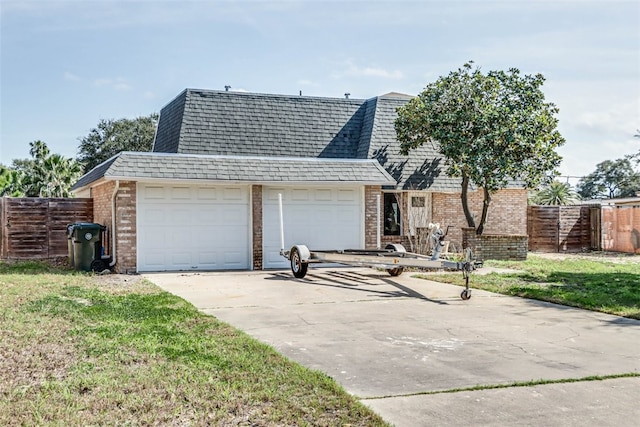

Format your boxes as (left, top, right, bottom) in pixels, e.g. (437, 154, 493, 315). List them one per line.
(387, 268, 404, 277)
(460, 289, 471, 300)
(290, 247, 309, 279)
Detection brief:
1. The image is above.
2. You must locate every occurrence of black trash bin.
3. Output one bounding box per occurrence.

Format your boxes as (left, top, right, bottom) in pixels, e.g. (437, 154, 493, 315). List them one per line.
(71, 223, 109, 272)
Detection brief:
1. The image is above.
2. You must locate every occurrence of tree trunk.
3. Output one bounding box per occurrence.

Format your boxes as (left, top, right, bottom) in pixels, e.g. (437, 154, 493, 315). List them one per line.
(461, 172, 476, 229)
(476, 187, 492, 235)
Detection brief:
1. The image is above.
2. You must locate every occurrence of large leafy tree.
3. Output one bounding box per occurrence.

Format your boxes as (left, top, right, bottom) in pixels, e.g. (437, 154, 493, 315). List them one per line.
(77, 114, 158, 173)
(531, 180, 579, 205)
(2, 141, 83, 197)
(577, 158, 640, 199)
(395, 62, 565, 234)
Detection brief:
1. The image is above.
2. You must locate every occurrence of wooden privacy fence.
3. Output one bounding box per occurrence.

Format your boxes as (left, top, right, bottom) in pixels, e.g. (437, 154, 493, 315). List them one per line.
(602, 205, 640, 254)
(527, 205, 599, 252)
(0, 198, 93, 259)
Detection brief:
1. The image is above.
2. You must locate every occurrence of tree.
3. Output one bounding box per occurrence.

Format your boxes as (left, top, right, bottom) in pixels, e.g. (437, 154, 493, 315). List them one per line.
(577, 158, 640, 199)
(77, 114, 159, 173)
(6, 141, 82, 197)
(0, 167, 25, 197)
(531, 180, 579, 205)
(395, 62, 565, 234)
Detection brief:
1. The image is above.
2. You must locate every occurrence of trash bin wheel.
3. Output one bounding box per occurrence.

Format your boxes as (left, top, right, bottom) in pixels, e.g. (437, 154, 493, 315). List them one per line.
(90, 259, 107, 273)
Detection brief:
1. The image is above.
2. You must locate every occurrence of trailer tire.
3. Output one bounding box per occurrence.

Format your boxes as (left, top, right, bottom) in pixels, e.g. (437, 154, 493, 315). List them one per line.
(387, 268, 404, 277)
(290, 247, 309, 279)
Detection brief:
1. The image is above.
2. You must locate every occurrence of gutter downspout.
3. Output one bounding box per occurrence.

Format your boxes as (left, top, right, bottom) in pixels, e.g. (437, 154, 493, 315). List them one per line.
(109, 180, 120, 268)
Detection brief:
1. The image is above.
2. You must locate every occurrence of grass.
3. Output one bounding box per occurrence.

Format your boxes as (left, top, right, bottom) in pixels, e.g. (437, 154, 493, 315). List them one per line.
(0, 261, 389, 426)
(416, 253, 640, 319)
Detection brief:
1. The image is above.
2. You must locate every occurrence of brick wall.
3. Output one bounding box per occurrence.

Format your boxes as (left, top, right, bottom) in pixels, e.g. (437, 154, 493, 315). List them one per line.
(252, 185, 263, 269)
(431, 188, 528, 250)
(462, 227, 528, 261)
(91, 181, 137, 273)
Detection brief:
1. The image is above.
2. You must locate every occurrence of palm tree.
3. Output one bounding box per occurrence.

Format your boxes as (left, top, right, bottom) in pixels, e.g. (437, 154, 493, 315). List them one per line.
(39, 154, 83, 197)
(532, 180, 579, 205)
(8, 141, 82, 197)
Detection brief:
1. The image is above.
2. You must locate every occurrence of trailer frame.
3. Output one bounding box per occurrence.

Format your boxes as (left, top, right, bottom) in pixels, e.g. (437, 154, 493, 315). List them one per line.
(277, 194, 481, 300)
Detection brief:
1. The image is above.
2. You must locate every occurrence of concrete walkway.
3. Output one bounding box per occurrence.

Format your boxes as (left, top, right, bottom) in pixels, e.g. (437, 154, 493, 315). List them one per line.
(145, 267, 640, 426)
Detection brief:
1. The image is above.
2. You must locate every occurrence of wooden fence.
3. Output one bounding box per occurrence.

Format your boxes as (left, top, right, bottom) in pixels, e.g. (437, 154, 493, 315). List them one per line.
(602, 205, 640, 254)
(0, 198, 93, 259)
(527, 205, 599, 252)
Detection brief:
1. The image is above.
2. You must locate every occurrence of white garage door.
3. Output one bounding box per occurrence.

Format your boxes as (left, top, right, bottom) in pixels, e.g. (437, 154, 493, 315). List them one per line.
(263, 186, 363, 269)
(137, 184, 250, 272)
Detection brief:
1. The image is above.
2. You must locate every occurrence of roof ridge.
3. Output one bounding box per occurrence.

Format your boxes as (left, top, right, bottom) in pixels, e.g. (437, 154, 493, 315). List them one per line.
(185, 88, 367, 102)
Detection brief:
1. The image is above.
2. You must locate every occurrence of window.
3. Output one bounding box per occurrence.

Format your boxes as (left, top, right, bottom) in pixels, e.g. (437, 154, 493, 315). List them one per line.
(411, 196, 425, 208)
(384, 193, 401, 236)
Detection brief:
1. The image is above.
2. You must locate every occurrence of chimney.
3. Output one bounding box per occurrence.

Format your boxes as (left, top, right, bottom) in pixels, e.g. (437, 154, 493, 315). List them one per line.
(344, 93, 350, 99)
(224, 85, 231, 91)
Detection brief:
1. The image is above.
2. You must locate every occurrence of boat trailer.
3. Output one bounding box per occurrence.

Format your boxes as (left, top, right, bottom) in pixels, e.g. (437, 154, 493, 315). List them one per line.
(277, 195, 481, 300)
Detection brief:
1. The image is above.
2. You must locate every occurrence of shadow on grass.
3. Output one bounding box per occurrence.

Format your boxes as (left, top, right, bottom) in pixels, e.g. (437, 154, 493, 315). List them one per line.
(474, 270, 640, 322)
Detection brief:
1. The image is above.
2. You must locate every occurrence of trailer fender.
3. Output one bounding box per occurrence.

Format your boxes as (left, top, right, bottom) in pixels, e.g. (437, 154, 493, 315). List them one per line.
(385, 243, 406, 253)
(290, 245, 311, 262)
(289, 245, 311, 279)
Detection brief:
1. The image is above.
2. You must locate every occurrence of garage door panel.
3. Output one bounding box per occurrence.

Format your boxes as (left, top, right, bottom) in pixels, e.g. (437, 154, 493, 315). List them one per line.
(263, 186, 363, 269)
(197, 187, 217, 200)
(137, 184, 250, 272)
(338, 189, 357, 201)
(314, 189, 332, 201)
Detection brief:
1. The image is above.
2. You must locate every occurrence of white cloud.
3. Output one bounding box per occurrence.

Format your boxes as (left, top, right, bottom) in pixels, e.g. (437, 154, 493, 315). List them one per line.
(345, 63, 404, 80)
(94, 77, 131, 91)
(63, 71, 80, 81)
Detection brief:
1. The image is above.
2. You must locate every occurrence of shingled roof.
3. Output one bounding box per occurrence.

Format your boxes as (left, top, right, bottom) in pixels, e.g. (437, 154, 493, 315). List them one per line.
(151, 89, 460, 191)
(72, 152, 395, 191)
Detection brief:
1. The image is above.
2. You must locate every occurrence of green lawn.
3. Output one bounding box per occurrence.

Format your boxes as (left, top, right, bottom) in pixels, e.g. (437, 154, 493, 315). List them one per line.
(0, 261, 388, 426)
(417, 254, 640, 319)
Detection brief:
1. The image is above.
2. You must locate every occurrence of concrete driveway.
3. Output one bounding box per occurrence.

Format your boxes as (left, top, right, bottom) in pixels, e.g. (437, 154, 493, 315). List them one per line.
(145, 267, 640, 426)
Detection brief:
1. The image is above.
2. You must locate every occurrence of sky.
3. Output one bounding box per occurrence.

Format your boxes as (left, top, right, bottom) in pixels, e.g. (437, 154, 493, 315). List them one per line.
(1, 0, 639, 185)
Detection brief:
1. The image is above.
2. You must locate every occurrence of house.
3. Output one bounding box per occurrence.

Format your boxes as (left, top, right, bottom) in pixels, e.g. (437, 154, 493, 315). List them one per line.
(72, 89, 528, 273)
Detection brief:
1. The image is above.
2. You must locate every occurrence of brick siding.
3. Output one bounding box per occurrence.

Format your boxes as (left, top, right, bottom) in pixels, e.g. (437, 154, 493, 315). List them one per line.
(431, 188, 528, 250)
(91, 181, 137, 274)
(364, 185, 382, 249)
(462, 227, 528, 261)
(252, 185, 263, 269)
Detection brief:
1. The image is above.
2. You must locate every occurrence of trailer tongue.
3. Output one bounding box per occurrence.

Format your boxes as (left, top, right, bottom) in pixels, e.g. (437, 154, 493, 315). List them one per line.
(277, 194, 481, 300)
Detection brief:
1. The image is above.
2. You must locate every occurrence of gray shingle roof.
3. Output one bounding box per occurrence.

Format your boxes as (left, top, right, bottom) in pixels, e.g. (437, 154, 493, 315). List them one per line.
(155, 89, 368, 159)
(71, 152, 396, 191)
(366, 96, 462, 191)
(150, 89, 464, 191)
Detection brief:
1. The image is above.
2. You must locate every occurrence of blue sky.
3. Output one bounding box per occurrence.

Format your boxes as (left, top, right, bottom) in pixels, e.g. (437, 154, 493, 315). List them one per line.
(1, 0, 638, 183)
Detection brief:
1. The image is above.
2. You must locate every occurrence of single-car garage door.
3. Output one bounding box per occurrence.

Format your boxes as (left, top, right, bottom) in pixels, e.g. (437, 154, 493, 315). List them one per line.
(137, 183, 250, 272)
(263, 186, 363, 269)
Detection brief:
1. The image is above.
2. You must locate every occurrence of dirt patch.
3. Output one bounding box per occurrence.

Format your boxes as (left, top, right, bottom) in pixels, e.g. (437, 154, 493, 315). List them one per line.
(89, 271, 158, 295)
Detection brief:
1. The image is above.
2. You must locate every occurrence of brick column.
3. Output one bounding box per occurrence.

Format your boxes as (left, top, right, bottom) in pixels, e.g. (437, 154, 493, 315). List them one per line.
(252, 185, 263, 270)
(364, 186, 382, 249)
